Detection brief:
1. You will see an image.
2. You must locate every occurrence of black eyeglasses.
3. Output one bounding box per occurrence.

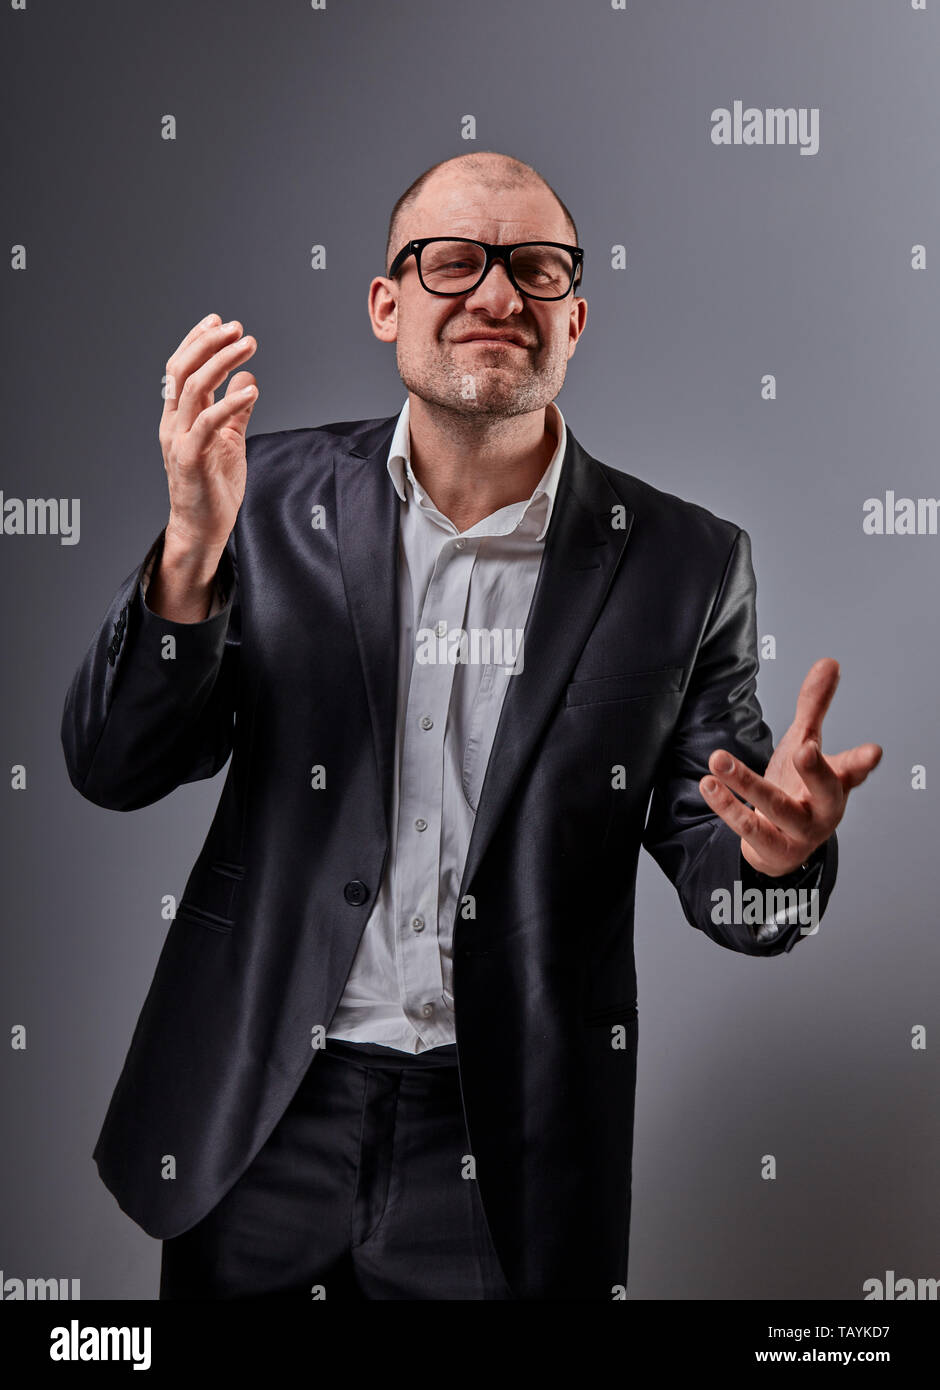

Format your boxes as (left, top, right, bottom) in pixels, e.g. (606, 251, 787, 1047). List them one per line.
(387, 237, 584, 301)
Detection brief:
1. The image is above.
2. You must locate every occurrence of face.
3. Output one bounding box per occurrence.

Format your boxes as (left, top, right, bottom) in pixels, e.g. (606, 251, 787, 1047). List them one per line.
(369, 170, 587, 420)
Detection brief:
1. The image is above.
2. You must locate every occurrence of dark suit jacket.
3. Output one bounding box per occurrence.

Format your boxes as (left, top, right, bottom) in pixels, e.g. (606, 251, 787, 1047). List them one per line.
(60, 412, 838, 1300)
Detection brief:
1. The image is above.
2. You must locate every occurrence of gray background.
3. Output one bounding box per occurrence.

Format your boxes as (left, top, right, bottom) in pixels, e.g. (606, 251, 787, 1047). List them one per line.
(1, 0, 936, 1299)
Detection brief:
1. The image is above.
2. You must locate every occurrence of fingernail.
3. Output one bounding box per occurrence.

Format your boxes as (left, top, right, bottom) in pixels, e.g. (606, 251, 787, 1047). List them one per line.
(714, 753, 733, 773)
(703, 777, 717, 793)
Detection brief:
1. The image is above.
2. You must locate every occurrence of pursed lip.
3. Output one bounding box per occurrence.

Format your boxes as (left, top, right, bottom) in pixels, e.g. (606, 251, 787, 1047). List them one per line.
(454, 335, 529, 347)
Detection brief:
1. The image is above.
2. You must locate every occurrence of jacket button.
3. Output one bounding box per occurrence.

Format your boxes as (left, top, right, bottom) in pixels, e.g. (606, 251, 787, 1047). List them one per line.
(344, 880, 369, 905)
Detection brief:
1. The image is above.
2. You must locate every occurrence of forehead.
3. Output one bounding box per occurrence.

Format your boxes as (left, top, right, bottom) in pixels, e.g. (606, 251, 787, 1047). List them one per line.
(404, 172, 570, 244)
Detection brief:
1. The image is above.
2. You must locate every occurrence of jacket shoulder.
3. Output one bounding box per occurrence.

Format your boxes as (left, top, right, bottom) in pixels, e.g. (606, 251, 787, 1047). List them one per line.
(242, 416, 396, 494)
(589, 455, 746, 571)
(246, 415, 390, 460)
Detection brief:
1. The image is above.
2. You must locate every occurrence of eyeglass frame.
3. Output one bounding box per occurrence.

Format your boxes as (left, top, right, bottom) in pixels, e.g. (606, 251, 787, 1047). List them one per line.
(386, 236, 584, 301)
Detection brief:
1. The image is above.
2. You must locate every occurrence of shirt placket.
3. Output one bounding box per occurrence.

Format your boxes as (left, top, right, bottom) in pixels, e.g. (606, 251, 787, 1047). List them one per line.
(395, 531, 477, 1045)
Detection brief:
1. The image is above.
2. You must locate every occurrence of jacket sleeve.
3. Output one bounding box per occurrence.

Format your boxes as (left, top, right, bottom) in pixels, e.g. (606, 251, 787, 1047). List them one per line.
(641, 526, 838, 956)
(60, 523, 239, 812)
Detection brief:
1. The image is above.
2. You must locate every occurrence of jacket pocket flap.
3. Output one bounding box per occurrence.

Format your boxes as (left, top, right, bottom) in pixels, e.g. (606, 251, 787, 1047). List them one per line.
(175, 901, 234, 932)
(175, 857, 241, 929)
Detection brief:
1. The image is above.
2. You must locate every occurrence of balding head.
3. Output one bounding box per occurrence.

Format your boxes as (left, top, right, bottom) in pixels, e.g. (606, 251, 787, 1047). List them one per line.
(385, 151, 579, 275)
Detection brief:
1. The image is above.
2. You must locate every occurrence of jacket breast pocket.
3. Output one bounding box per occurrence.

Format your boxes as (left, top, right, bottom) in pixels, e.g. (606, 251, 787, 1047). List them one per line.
(565, 666, 684, 708)
(175, 858, 245, 934)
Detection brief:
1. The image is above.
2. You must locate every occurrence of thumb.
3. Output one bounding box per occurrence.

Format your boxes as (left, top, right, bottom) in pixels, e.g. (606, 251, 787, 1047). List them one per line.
(832, 742, 883, 790)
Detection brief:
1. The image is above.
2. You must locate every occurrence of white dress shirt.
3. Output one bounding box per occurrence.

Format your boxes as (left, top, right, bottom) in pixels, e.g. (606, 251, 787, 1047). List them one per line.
(327, 397, 567, 1052)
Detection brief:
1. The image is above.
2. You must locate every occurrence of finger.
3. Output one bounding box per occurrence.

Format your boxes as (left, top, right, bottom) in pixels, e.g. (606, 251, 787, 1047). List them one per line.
(162, 319, 243, 426)
(791, 657, 841, 741)
(188, 379, 259, 450)
(707, 749, 813, 837)
(218, 371, 258, 438)
(176, 332, 257, 434)
(162, 316, 232, 417)
(790, 739, 845, 814)
(699, 775, 793, 861)
(827, 742, 884, 790)
(171, 312, 221, 359)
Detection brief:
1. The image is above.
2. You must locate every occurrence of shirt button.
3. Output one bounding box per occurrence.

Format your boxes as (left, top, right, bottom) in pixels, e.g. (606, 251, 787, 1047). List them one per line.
(414, 818, 427, 832)
(411, 915, 425, 932)
(419, 714, 433, 731)
(421, 1003, 434, 1017)
(435, 619, 447, 637)
(455, 539, 466, 550)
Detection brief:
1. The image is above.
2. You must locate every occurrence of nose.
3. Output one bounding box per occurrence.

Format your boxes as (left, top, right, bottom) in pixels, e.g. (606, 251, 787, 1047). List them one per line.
(463, 258, 523, 315)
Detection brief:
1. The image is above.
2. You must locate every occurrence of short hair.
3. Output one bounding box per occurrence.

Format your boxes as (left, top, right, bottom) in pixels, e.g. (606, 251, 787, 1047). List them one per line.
(384, 151, 579, 275)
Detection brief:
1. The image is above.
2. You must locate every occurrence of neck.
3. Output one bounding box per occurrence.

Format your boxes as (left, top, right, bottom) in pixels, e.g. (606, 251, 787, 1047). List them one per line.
(406, 395, 558, 533)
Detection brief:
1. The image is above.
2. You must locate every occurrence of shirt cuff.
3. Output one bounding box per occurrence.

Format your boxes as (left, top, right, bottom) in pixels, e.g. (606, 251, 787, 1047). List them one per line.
(738, 843, 828, 944)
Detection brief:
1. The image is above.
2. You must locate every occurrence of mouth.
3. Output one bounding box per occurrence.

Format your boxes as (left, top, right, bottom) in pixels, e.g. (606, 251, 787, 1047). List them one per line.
(455, 337, 528, 348)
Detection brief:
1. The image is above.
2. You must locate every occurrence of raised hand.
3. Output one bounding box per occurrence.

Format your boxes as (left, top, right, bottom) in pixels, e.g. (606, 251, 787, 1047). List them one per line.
(699, 657, 882, 877)
(158, 312, 259, 554)
(144, 314, 259, 622)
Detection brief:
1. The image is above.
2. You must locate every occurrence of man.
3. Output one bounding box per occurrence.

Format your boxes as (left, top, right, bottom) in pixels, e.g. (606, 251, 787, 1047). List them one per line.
(61, 151, 882, 1301)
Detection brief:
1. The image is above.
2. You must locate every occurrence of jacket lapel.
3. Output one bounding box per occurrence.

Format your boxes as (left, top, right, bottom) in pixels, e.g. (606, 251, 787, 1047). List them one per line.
(333, 415, 402, 839)
(458, 427, 634, 900)
(332, 413, 636, 881)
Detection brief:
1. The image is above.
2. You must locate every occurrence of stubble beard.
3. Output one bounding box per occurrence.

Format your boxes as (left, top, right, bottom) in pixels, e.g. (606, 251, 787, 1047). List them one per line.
(397, 337, 567, 423)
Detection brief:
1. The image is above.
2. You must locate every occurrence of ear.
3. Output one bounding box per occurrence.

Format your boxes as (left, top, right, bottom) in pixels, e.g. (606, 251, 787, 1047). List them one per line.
(368, 275, 399, 343)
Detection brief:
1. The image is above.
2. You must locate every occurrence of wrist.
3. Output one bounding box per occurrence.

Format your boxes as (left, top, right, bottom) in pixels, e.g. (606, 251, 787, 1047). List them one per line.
(162, 521, 226, 586)
(741, 844, 823, 881)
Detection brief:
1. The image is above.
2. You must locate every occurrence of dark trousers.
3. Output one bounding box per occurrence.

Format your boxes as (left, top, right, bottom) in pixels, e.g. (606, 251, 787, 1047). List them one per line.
(159, 1038, 514, 1300)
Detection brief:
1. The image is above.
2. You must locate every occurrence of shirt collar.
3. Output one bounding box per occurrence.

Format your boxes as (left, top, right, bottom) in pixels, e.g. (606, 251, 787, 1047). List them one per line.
(386, 396, 567, 544)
